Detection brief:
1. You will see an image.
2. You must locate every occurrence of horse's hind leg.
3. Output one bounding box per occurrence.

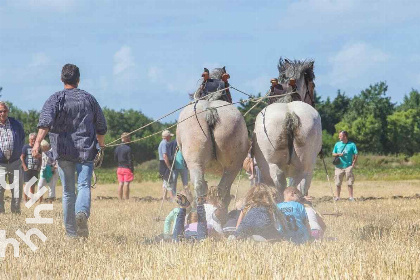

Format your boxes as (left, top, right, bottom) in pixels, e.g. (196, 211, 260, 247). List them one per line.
(291, 171, 312, 196)
(218, 167, 241, 209)
(268, 163, 287, 194)
(297, 173, 313, 196)
(189, 167, 208, 200)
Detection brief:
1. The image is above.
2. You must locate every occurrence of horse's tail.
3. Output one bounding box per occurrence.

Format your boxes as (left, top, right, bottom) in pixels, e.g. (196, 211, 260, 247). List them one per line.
(283, 111, 302, 165)
(205, 105, 219, 160)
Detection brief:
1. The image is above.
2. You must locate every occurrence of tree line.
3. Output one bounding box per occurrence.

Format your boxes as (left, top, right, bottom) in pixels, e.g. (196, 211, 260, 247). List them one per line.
(3, 81, 420, 168)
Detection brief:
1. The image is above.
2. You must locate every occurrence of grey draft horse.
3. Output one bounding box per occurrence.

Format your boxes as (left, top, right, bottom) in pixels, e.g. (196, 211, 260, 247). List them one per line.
(253, 58, 322, 196)
(176, 67, 249, 209)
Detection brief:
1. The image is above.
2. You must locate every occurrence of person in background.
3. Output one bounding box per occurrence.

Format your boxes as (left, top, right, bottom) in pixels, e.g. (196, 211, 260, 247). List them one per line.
(114, 132, 134, 200)
(158, 130, 175, 201)
(173, 149, 189, 196)
(37, 140, 58, 202)
(332, 130, 358, 201)
(0, 101, 25, 214)
(21, 132, 41, 202)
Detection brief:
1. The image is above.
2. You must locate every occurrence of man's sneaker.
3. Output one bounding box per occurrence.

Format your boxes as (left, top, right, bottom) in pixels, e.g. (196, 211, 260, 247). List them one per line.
(348, 197, 355, 202)
(333, 197, 340, 201)
(76, 212, 89, 238)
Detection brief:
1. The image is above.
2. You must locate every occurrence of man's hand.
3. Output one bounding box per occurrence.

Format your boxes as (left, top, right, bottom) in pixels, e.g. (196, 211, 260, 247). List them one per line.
(22, 166, 28, 172)
(32, 142, 40, 158)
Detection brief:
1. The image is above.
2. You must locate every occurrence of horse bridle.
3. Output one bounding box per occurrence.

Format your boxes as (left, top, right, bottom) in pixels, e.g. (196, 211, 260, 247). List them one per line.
(303, 72, 315, 106)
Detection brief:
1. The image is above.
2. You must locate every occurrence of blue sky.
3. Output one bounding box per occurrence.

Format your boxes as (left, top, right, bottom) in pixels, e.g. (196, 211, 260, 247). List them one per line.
(1, 0, 419, 120)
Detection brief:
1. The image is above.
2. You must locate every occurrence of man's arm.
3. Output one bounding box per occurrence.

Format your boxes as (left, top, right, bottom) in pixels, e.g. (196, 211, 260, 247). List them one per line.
(32, 128, 49, 158)
(20, 152, 28, 171)
(96, 134, 105, 148)
(352, 154, 358, 167)
(163, 153, 171, 169)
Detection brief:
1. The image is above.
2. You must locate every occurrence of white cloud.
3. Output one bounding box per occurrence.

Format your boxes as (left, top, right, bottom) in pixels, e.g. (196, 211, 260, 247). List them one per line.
(323, 42, 389, 87)
(113, 46, 135, 76)
(29, 52, 50, 68)
(147, 66, 163, 83)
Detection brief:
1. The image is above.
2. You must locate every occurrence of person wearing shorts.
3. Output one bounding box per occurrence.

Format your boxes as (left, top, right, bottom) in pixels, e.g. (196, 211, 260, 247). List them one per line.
(332, 130, 358, 201)
(21, 133, 41, 202)
(173, 149, 189, 193)
(114, 132, 134, 200)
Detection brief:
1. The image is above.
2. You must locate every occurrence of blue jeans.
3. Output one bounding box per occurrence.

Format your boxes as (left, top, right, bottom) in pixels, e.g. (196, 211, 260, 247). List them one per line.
(172, 205, 208, 241)
(57, 160, 93, 237)
(173, 169, 188, 187)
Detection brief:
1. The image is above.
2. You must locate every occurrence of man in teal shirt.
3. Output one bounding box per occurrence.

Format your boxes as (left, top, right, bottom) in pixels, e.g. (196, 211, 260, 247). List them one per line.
(332, 131, 358, 201)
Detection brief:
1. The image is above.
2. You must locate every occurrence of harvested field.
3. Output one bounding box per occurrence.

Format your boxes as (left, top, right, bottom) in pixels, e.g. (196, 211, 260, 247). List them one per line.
(1, 180, 419, 279)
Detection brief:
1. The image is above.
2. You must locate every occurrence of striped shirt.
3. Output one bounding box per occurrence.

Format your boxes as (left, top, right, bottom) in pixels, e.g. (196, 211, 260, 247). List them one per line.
(38, 88, 107, 162)
(0, 118, 14, 160)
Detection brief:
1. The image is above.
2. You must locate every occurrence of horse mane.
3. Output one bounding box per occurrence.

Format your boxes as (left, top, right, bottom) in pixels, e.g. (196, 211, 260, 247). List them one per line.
(277, 57, 315, 83)
(209, 67, 226, 79)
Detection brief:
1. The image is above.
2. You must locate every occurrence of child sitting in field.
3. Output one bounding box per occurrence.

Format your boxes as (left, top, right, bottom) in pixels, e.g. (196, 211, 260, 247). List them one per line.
(172, 186, 225, 241)
(163, 207, 180, 239)
(172, 193, 207, 241)
(232, 184, 284, 241)
(301, 199, 326, 240)
(277, 187, 311, 244)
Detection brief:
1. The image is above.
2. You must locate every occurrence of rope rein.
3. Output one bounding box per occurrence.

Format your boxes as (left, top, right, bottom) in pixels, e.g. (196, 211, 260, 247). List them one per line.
(104, 87, 297, 148)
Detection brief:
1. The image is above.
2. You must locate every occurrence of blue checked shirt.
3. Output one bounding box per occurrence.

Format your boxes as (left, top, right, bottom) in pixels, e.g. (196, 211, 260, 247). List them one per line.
(38, 88, 107, 163)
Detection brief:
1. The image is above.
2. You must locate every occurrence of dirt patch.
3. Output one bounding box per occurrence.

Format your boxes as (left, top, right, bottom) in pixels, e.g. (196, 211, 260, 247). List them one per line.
(314, 194, 420, 203)
(95, 195, 160, 202)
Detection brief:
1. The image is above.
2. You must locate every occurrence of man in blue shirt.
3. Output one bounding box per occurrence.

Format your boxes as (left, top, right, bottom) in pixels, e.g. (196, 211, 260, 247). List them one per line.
(158, 130, 175, 201)
(0, 101, 25, 214)
(332, 130, 358, 201)
(33, 64, 107, 238)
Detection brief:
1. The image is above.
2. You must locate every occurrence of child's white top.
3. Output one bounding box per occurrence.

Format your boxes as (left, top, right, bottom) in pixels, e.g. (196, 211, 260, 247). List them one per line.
(204, 203, 223, 234)
(305, 206, 322, 231)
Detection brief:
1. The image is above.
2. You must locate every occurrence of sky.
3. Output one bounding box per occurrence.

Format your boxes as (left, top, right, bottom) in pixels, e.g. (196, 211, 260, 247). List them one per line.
(1, 0, 420, 121)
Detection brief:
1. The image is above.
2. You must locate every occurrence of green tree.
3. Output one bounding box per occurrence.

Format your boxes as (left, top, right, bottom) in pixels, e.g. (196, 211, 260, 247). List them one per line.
(387, 109, 420, 156)
(397, 89, 420, 111)
(343, 82, 395, 153)
(238, 93, 266, 137)
(102, 108, 166, 167)
(316, 90, 351, 134)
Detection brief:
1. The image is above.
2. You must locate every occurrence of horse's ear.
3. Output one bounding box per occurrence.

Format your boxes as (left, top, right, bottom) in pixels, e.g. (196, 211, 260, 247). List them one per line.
(204, 68, 209, 73)
(310, 61, 314, 68)
(222, 66, 226, 72)
(285, 59, 291, 64)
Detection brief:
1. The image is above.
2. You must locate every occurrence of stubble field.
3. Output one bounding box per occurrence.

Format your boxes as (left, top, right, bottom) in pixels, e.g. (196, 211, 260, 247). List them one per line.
(0, 179, 419, 279)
